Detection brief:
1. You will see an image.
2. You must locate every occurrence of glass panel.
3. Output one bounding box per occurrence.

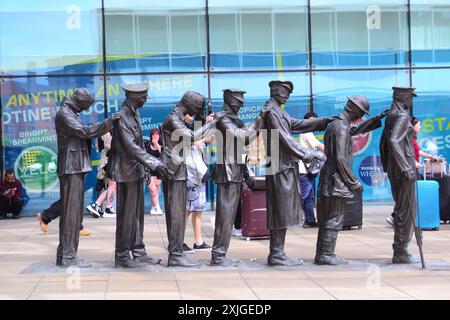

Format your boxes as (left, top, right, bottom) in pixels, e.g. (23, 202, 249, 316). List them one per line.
(1, 76, 105, 215)
(411, 0, 450, 66)
(0, 0, 102, 75)
(311, 0, 409, 69)
(209, 0, 308, 71)
(104, 0, 206, 73)
(106, 74, 209, 209)
(210, 72, 309, 119)
(412, 69, 450, 162)
(313, 69, 410, 203)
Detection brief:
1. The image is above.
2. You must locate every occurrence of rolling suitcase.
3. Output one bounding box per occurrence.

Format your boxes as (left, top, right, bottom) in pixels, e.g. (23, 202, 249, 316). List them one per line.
(438, 176, 450, 223)
(343, 190, 363, 230)
(240, 184, 270, 240)
(415, 180, 440, 230)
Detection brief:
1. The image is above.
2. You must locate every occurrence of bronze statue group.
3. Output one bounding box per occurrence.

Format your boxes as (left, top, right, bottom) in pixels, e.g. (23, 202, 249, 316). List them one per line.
(54, 81, 419, 269)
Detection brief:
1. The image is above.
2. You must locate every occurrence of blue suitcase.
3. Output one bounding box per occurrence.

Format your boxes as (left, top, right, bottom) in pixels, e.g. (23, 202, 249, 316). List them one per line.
(415, 180, 440, 230)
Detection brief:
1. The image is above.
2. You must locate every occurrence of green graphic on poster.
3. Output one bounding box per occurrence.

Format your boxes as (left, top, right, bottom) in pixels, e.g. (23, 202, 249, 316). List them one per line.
(14, 146, 58, 193)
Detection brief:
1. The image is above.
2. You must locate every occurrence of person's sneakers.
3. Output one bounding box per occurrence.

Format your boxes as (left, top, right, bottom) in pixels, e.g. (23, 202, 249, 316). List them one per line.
(102, 207, 116, 218)
(303, 221, 318, 228)
(386, 215, 394, 227)
(183, 243, 195, 254)
(231, 228, 242, 237)
(37, 213, 48, 233)
(150, 207, 163, 215)
(193, 242, 211, 250)
(11, 215, 20, 219)
(79, 229, 92, 236)
(87, 203, 101, 218)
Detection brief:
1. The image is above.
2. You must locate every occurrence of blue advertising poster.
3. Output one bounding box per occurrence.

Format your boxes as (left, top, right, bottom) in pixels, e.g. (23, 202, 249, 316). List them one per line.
(312, 70, 410, 203)
(1, 77, 104, 214)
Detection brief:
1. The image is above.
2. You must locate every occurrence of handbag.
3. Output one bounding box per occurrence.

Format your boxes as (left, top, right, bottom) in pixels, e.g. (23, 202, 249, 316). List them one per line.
(424, 158, 447, 178)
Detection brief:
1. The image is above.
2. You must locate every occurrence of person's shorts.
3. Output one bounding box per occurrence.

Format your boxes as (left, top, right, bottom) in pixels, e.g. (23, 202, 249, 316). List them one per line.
(186, 180, 206, 212)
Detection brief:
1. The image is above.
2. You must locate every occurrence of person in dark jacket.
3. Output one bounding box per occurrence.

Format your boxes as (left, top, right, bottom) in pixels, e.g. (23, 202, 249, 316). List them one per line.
(380, 87, 418, 264)
(315, 95, 388, 265)
(161, 91, 215, 267)
(106, 83, 169, 268)
(262, 80, 329, 267)
(210, 88, 264, 266)
(55, 88, 120, 268)
(0, 169, 24, 219)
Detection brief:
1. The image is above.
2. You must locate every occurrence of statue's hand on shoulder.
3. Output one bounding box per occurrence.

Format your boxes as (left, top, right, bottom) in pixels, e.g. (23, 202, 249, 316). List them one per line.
(377, 109, 390, 120)
(304, 149, 327, 164)
(111, 111, 123, 121)
(259, 105, 273, 118)
(325, 116, 339, 124)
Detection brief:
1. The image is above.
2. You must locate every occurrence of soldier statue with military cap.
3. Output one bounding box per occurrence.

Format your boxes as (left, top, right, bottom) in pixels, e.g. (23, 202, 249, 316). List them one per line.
(161, 91, 216, 267)
(210, 88, 264, 266)
(315, 95, 388, 265)
(107, 83, 169, 268)
(55, 88, 121, 268)
(261, 80, 331, 266)
(380, 86, 418, 264)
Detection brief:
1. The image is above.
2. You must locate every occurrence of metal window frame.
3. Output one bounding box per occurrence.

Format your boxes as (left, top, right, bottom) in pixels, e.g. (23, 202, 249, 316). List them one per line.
(2, 0, 450, 174)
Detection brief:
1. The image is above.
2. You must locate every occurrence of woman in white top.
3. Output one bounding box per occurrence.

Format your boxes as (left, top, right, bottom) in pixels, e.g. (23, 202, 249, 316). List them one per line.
(298, 112, 325, 228)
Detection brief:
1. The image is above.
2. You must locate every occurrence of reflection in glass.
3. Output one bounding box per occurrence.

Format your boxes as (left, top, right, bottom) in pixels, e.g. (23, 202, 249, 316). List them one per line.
(104, 0, 206, 73)
(0, 0, 102, 75)
(311, 1, 409, 68)
(209, 0, 308, 71)
(411, 1, 450, 66)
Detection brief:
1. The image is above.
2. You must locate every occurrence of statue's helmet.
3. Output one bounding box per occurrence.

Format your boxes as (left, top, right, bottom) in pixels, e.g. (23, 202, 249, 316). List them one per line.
(180, 91, 206, 116)
(72, 88, 94, 111)
(346, 95, 370, 115)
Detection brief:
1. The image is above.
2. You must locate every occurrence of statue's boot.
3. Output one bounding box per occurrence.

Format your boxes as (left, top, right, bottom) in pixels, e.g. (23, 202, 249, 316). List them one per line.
(134, 255, 162, 265)
(392, 247, 418, 264)
(57, 256, 92, 268)
(267, 229, 303, 266)
(314, 229, 347, 265)
(168, 254, 200, 267)
(210, 256, 240, 267)
(115, 259, 146, 268)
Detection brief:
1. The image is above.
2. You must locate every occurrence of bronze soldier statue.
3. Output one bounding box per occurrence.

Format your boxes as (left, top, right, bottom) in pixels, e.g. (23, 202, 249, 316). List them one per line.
(315, 95, 388, 265)
(380, 87, 418, 264)
(210, 88, 263, 266)
(55, 88, 120, 267)
(161, 91, 215, 267)
(262, 80, 330, 266)
(107, 83, 169, 268)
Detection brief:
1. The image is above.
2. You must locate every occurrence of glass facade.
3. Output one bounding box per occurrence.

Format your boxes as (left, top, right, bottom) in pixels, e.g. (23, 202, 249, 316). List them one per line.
(1, 0, 450, 214)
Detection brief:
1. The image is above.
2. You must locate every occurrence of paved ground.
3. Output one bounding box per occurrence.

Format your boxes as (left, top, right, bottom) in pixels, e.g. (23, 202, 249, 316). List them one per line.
(1, 206, 450, 300)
